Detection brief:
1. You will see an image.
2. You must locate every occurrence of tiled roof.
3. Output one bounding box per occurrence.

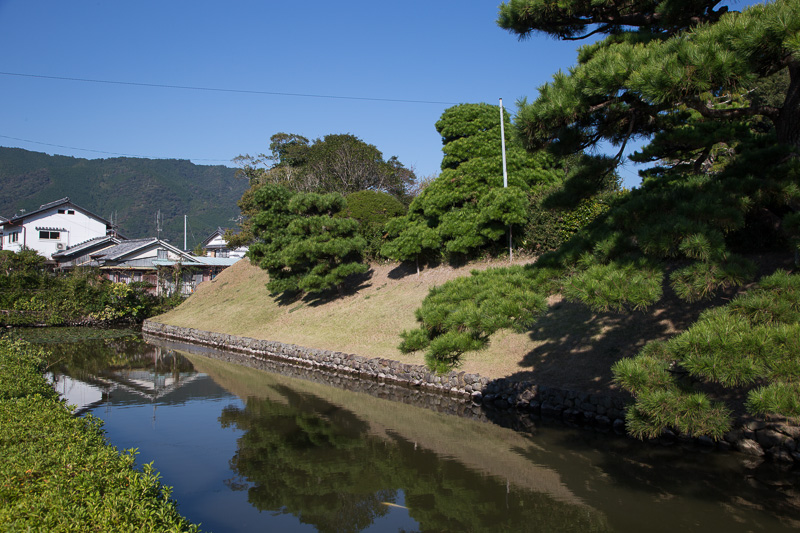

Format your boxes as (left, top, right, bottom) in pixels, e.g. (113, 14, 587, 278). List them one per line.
(92, 238, 158, 261)
(4, 197, 112, 226)
(38, 197, 71, 210)
(199, 227, 226, 247)
(52, 235, 121, 258)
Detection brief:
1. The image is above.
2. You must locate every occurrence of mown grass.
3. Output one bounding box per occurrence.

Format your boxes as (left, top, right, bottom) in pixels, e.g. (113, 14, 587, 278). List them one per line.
(0, 338, 198, 532)
(155, 258, 618, 383)
(154, 258, 703, 392)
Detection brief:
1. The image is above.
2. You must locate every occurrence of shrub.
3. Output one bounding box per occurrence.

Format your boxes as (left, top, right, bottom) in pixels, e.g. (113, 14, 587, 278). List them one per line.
(0, 338, 199, 532)
(399, 266, 549, 370)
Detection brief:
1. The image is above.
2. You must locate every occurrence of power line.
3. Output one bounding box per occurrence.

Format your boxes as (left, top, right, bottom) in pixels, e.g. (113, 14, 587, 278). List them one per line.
(0, 71, 459, 106)
(0, 134, 233, 163)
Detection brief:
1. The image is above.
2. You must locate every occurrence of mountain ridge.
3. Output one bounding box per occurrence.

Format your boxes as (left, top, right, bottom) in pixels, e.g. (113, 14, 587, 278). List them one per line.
(0, 147, 247, 247)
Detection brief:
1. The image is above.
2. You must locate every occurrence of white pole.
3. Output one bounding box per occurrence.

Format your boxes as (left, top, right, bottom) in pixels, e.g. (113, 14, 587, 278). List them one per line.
(500, 98, 512, 261)
(500, 98, 508, 188)
(184, 215, 187, 251)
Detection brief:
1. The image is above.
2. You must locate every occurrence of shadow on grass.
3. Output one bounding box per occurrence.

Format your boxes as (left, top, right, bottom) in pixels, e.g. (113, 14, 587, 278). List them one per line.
(493, 253, 797, 394)
(496, 279, 755, 395)
(272, 269, 376, 308)
(387, 256, 447, 280)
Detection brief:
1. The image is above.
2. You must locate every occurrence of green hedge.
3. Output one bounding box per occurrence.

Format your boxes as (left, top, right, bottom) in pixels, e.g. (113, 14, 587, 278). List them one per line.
(0, 339, 199, 532)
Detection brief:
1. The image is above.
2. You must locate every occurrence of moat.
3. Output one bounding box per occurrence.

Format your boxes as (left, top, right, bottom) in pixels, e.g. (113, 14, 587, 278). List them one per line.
(18, 328, 800, 532)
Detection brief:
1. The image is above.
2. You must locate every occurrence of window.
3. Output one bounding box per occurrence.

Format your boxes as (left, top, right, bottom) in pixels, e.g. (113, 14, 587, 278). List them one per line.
(67, 210, 75, 215)
(39, 231, 60, 240)
(58, 209, 65, 214)
(9, 232, 19, 243)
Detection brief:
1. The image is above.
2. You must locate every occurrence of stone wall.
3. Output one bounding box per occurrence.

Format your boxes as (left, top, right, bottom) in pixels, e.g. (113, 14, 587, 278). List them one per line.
(142, 321, 629, 425)
(142, 320, 800, 464)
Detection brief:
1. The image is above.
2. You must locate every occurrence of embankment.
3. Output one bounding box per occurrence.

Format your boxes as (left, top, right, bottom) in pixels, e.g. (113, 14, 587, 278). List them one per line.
(146, 259, 800, 464)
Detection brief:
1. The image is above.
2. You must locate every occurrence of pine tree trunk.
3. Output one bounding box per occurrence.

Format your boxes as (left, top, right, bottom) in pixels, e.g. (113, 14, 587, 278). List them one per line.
(776, 63, 800, 154)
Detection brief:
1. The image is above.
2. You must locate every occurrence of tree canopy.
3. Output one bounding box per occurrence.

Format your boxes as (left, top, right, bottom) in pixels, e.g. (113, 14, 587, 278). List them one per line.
(501, 0, 800, 157)
(399, 0, 800, 440)
(246, 184, 369, 296)
(230, 133, 416, 250)
(381, 103, 563, 269)
(234, 133, 416, 201)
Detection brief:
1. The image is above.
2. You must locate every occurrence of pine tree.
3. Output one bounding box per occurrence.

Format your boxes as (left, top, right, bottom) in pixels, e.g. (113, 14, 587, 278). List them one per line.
(402, 0, 800, 439)
(381, 103, 562, 267)
(246, 184, 368, 296)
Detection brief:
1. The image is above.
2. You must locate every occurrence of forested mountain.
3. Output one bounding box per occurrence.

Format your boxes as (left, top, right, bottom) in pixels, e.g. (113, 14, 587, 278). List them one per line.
(0, 147, 246, 247)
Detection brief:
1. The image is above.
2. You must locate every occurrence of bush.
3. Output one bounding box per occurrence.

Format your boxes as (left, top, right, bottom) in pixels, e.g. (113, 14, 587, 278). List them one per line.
(0, 254, 174, 326)
(520, 187, 565, 254)
(0, 338, 199, 532)
(399, 266, 549, 371)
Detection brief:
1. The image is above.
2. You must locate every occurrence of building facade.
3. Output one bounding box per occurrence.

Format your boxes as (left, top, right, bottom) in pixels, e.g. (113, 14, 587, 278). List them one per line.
(0, 198, 114, 261)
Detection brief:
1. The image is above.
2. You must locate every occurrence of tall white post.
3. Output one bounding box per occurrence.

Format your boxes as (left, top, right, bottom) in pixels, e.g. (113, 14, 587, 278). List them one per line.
(184, 215, 187, 251)
(500, 98, 508, 188)
(500, 98, 512, 261)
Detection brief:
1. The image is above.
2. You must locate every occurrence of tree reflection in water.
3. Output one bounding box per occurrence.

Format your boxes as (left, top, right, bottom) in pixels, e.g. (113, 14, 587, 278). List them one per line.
(219, 385, 610, 533)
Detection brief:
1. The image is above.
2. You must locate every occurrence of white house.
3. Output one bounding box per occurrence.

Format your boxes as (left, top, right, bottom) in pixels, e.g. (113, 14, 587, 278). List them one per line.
(0, 198, 114, 261)
(198, 227, 248, 259)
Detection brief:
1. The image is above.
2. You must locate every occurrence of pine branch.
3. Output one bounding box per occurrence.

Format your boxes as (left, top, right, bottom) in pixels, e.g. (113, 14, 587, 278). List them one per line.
(686, 100, 780, 122)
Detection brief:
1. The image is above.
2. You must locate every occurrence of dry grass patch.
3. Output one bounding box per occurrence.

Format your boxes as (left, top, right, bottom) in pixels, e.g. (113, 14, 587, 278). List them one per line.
(154, 256, 724, 391)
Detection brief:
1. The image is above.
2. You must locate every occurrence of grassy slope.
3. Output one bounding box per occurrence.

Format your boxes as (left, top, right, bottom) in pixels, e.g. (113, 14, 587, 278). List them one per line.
(153, 258, 706, 392)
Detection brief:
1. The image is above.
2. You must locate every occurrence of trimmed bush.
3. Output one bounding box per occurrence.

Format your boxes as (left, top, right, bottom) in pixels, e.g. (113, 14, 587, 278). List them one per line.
(0, 339, 198, 532)
(342, 190, 406, 260)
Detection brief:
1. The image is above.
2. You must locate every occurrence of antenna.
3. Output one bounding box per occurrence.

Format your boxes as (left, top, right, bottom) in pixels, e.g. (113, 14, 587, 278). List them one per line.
(108, 211, 119, 237)
(156, 210, 162, 239)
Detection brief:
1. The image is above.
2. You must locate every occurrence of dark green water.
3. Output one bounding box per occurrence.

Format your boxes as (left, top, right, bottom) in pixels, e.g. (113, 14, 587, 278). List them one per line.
(16, 328, 800, 532)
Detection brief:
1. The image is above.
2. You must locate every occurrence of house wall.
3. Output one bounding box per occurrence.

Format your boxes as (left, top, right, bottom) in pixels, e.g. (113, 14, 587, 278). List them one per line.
(203, 233, 248, 259)
(206, 234, 226, 248)
(3, 207, 107, 260)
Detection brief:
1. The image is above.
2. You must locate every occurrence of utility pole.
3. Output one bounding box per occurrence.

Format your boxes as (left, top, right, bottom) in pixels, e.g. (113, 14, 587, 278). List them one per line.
(500, 98, 512, 261)
(184, 215, 187, 251)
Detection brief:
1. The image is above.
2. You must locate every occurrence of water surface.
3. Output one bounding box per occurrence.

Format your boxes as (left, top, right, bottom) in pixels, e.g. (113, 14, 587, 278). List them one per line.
(19, 328, 800, 532)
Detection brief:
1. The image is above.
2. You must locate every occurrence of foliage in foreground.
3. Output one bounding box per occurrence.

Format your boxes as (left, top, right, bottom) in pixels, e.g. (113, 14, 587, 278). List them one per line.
(402, 1, 800, 444)
(0, 338, 198, 532)
(612, 270, 800, 439)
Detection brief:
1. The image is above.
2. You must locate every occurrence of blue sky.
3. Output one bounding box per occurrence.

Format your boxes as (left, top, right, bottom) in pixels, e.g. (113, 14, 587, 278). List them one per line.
(0, 1, 759, 189)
